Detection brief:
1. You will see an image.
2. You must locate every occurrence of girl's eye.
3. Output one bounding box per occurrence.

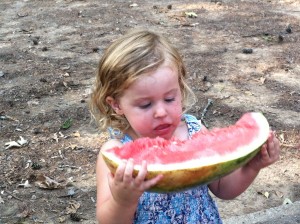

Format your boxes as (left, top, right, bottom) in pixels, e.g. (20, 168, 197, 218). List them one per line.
(139, 102, 151, 109)
(165, 98, 175, 103)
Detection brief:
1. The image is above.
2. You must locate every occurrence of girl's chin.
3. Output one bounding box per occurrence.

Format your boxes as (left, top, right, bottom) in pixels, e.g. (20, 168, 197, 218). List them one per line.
(153, 129, 174, 139)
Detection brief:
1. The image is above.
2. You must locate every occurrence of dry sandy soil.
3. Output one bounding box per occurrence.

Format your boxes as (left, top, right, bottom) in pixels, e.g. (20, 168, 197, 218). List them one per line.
(0, 0, 299, 223)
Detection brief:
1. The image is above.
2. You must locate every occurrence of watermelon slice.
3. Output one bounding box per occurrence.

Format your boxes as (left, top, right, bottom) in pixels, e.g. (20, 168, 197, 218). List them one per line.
(101, 112, 269, 192)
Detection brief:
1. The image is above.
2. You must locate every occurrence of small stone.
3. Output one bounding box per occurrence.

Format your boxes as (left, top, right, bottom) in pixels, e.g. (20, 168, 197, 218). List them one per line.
(286, 25, 292, 34)
(278, 34, 284, 43)
(70, 213, 81, 222)
(242, 48, 253, 54)
(31, 162, 42, 170)
(31, 195, 37, 200)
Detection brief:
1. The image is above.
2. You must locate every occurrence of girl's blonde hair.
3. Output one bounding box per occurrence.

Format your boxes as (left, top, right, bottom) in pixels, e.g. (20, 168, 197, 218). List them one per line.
(90, 29, 196, 133)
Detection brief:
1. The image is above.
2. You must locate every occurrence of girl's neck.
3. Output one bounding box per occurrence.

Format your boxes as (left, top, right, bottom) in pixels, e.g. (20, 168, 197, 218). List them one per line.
(125, 128, 140, 140)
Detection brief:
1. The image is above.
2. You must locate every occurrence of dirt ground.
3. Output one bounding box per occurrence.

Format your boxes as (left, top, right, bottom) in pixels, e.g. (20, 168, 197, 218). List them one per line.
(0, 0, 299, 223)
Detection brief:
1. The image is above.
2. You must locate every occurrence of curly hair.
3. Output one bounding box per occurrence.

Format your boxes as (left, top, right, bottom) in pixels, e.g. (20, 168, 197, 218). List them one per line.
(90, 29, 196, 133)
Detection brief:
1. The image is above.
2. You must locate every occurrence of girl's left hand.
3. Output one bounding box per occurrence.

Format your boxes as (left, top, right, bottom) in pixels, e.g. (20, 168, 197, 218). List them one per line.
(247, 131, 280, 171)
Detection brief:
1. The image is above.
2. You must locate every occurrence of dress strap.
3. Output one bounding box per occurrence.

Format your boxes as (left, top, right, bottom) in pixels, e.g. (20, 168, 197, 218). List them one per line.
(107, 127, 133, 144)
(183, 114, 202, 137)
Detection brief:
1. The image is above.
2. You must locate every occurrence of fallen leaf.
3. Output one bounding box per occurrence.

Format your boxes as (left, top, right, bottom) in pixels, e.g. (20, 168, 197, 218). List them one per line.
(260, 77, 266, 85)
(5, 141, 21, 149)
(53, 133, 59, 142)
(4, 136, 28, 149)
(58, 132, 65, 138)
(58, 216, 66, 223)
(258, 191, 270, 198)
(262, 35, 273, 42)
(91, 197, 95, 203)
(35, 174, 65, 189)
(17, 136, 28, 145)
(66, 200, 81, 214)
(244, 91, 254, 96)
(264, 191, 270, 198)
(279, 133, 285, 143)
(72, 131, 81, 138)
(282, 198, 293, 205)
(0, 114, 18, 121)
(69, 144, 78, 150)
(275, 190, 284, 198)
(27, 100, 39, 106)
(185, 12, 198, 18)
(67, 188, 76, 196)
(18, 180, 32, 188)
(59, 187, 77, 198)
(59, 150, 64, 159)
(61, 118, 72, 130)
(0, 196, 4, 204)
(129, 3, 138, 7)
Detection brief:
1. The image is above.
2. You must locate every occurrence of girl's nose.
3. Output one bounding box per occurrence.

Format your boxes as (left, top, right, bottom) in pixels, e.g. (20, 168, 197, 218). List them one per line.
(154, 105, 167, 118)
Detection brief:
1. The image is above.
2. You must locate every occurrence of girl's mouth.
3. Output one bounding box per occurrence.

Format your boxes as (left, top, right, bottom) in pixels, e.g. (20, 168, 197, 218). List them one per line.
(154, 124, 172, 136)
(154, 124, 171, 131)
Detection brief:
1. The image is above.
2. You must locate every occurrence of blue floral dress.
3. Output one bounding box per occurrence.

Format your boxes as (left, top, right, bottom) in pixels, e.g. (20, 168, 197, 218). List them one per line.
(109, 114, 222, 224)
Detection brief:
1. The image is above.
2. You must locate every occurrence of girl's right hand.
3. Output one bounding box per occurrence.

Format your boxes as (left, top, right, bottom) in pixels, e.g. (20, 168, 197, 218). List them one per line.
(108, 159, 163, 207)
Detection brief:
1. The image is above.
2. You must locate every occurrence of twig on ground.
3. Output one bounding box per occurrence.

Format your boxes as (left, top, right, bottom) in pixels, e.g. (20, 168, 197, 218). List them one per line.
(5, 190, 23, 201)
(200, 99, 213, 127)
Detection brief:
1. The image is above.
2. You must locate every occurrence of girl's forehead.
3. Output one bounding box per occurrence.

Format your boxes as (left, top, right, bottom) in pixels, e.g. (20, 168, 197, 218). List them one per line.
(144, 64, 176, 78)
(128, 65, 179, 91)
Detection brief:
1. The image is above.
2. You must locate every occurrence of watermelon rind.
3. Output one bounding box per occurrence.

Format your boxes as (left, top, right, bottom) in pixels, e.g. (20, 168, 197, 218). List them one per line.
(101, 112, 269, 193)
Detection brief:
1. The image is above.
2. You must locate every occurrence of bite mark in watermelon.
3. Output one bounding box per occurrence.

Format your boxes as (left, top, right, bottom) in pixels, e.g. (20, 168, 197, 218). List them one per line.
(101, 112, 269, 192)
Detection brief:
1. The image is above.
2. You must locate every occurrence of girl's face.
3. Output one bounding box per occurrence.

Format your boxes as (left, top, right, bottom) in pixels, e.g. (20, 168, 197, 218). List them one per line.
(108, 64, 183, 140)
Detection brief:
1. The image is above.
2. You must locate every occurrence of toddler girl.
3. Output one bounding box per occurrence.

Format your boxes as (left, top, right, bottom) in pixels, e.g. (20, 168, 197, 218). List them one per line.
(90, 29, 280, 224)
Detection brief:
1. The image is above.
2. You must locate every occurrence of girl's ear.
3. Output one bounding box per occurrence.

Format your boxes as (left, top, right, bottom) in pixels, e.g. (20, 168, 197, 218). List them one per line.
(106, 96, 124, 115)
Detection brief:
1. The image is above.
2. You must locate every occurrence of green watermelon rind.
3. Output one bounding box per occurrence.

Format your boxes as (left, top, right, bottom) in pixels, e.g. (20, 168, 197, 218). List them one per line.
(148, 145, 262, 192)
(101, 112, 269, 193)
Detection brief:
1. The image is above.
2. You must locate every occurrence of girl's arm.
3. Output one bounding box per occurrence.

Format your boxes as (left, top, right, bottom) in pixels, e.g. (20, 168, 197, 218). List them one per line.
(96, 139, 163, 224)
(209, 131, 280, 199)
(96, 151, 136, 224)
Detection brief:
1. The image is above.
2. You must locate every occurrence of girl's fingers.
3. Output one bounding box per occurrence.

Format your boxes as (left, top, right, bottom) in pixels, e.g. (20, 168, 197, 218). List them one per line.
(114, 160, 127, 182)
(134, 161, 163, 190)
(269, 138, 280, 160)
(123, 158, 134, 183)
(260, 144, 269, 159)
(266, 131, 280, 159)
(143, 174, 163, 189)
(113, 159, 163, 191)
(134, 161, 148, 186)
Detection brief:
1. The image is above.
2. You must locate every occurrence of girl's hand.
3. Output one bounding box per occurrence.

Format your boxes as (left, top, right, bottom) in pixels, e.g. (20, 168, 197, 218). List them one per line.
(108, 159, 163, 207)
(247, 131, 280, 171)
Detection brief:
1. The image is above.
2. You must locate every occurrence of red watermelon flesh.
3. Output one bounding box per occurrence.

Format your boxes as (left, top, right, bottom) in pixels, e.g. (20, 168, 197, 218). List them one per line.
(101, 112, 269, 192)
